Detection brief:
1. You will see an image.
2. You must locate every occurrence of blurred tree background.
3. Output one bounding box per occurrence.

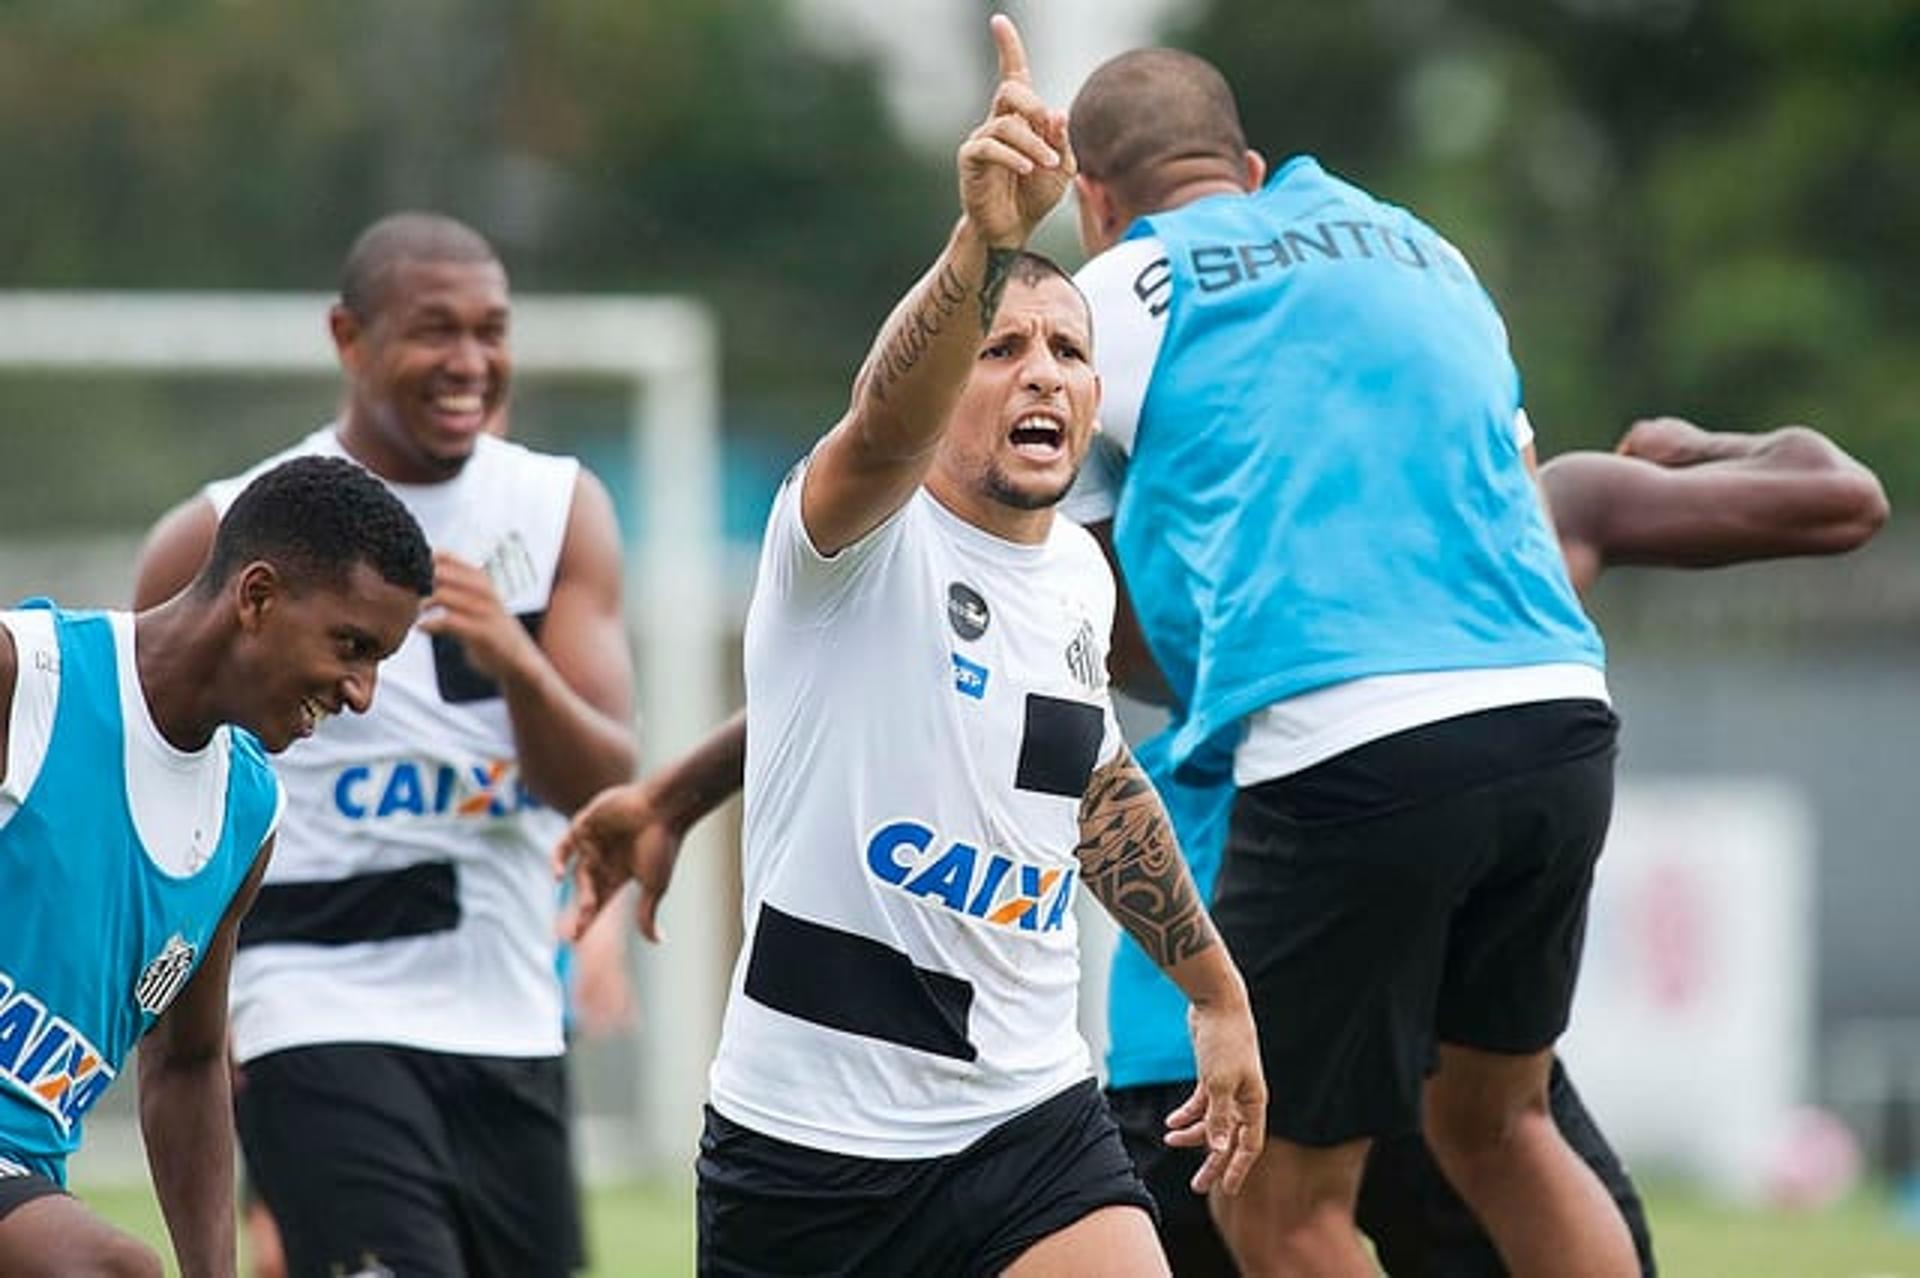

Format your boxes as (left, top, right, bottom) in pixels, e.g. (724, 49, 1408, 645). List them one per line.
(0, 0, 1914, 526)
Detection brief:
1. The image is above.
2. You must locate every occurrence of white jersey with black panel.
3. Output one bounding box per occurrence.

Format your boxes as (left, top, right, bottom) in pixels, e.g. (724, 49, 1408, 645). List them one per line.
(206, 426, 579, 1062)
(710, 464, 1121, 1160)
(1066, 240, 1603, 783)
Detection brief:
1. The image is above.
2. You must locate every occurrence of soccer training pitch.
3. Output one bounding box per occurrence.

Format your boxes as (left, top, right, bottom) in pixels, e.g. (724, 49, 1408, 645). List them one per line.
(75, 1177, 1920, 1276)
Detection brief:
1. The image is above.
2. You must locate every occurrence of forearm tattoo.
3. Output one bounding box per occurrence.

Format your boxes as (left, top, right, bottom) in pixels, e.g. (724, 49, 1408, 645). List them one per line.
(1075, 747, 1218, 970)
(868, 262, 972, 404)
(980, 247, 1019, 333)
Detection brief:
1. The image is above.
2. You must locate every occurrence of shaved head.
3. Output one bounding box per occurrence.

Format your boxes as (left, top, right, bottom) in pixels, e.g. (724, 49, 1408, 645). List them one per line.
(1070, 48, 1248, 214)
(340, 212, 501, 322)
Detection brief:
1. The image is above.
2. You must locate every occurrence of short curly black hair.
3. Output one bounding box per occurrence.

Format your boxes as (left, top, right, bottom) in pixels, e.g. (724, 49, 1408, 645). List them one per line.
(200, 456, 434, 598)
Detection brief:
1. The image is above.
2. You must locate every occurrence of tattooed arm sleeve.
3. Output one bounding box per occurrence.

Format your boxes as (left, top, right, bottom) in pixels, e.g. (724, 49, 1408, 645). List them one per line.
(1075, 743, 1221, 974)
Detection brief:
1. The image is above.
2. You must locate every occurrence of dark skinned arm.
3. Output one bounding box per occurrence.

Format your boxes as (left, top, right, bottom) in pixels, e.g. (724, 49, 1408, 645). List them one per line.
(1083, 519, 1174, 706)
(1542, 418, 1889, 594)
(132, 496, 220, 609)
(421, 469, 638, 813)
(138, 838, 273, 1278)
(555, 710, 746, 943)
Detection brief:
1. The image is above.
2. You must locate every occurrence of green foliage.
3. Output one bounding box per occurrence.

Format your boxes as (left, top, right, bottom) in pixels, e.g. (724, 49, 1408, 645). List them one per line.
(0, 0, 947, 457)
(1171, 0, 1920, 497)
(2, 0, 1915, 518)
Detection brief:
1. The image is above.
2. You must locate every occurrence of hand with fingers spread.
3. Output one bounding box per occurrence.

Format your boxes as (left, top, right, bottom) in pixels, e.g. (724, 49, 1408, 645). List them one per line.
(553, 777, 687, 945)
(959, 14, 1075, 247)
(1165, 993, 1267, 1195)
(417, 549, 541, 683)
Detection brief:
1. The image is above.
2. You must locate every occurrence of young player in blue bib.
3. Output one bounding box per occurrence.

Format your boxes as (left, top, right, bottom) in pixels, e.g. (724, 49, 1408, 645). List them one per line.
(0, 456, 429, 1277)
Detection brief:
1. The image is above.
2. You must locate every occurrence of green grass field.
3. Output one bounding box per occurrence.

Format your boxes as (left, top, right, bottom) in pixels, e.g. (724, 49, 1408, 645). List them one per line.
(73, 1177, 1920, 1276)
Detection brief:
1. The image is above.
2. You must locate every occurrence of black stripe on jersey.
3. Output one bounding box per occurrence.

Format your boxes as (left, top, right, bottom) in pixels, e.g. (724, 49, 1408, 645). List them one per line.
(237, 860, 461, 948)
(1014, 694, 1104, 799)
(744, 904, 977, 1062)
(430, 610, 547, 704)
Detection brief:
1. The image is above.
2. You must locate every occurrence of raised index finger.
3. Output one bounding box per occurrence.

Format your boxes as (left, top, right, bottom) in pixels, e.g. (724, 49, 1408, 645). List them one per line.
(989, 13, 1032, 86)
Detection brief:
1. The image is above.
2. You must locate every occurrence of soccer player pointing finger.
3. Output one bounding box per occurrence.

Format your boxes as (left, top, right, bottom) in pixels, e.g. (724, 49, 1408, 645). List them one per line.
(562, 15, 1264, 1276)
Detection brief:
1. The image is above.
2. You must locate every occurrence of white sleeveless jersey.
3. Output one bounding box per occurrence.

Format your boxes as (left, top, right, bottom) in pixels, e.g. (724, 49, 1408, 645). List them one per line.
(710, 465, 1122, 1159)
(205, 426, 579, 1062)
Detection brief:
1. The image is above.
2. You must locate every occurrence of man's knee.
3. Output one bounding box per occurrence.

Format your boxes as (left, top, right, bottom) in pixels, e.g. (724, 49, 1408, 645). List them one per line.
(102, 1239, 165, 1278)
(0, 1204, 164, 1278)
(1424, 1043, 1556, 1162)
(1217, 1197, 1368, 1278)
(45, 1236, 163, 1278)
(1213, 1136, 1369, 1253)
(1424, 1092, 1556, 1175)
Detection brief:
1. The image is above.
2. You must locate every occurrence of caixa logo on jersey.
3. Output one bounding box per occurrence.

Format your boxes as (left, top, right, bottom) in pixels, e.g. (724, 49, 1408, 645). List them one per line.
(332, 758, 544, 823)
(865, 820, 1074, 932)
(0, 968, 116, 1135)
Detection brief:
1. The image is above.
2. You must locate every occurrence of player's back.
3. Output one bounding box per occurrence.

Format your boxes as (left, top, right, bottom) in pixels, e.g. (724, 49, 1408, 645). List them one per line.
(1118, 158, 1604, 776)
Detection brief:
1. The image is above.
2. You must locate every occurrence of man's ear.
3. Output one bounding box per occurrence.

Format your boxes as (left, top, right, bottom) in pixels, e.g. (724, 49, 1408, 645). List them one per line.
(1076, 173, 1123, 239)
(328, 303, 364, 376)
(233, 561, 282, 634)
(1243, 149, 1268, 192)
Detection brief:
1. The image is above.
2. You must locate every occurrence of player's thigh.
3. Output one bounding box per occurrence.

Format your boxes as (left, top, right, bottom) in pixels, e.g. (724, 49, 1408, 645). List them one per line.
(0, 1191, 162, 1278)
(1219, 1132, 1372, 1227)
(236, 1043, 465, 1277)
(1105, 1083, 1238, 1278)
(1213, 780, 1478, 1146)
(696, 1104, 949, 1277)
(440, 1054, 584, 1278)
(999, 1205, 1167, 1278)
(963, 1082, 1161, 1277)
(1436, 744, 1615, 1056)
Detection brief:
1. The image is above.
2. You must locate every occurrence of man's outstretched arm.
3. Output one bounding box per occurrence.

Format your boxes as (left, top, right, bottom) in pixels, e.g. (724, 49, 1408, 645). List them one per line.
(1542, 418, 1888, 593)
(555, 710, 747, 944)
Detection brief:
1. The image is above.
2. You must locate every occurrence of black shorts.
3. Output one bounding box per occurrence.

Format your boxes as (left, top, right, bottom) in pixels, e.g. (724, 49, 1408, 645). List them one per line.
(1213, 699, 1618, 1146)
(1104, 1084, 1237, 1278)
(0, 1156, 63, 1223)
(1109, 1059, 1657, 1278)
(698, 1079, 1157, 1277)
(235, 1043, 584, 1278)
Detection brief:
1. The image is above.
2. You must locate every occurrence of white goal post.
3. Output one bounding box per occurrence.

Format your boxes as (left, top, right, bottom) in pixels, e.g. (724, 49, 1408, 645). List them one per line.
(0, 290, 731, 1177)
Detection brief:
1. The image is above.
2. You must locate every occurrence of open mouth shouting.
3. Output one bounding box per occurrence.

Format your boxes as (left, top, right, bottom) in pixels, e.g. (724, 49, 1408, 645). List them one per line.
(1008, 411, 1068, 463)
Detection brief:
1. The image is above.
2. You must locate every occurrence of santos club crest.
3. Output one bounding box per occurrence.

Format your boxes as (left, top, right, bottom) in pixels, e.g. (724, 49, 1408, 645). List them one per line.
(134, 935, 197, 1017)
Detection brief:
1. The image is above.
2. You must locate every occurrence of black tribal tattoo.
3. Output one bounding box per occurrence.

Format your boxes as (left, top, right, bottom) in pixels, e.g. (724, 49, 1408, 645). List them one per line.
(980, 247, 1019, 333)
(1075, 746, 1218, 970)
(868, 262, 972, 405)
